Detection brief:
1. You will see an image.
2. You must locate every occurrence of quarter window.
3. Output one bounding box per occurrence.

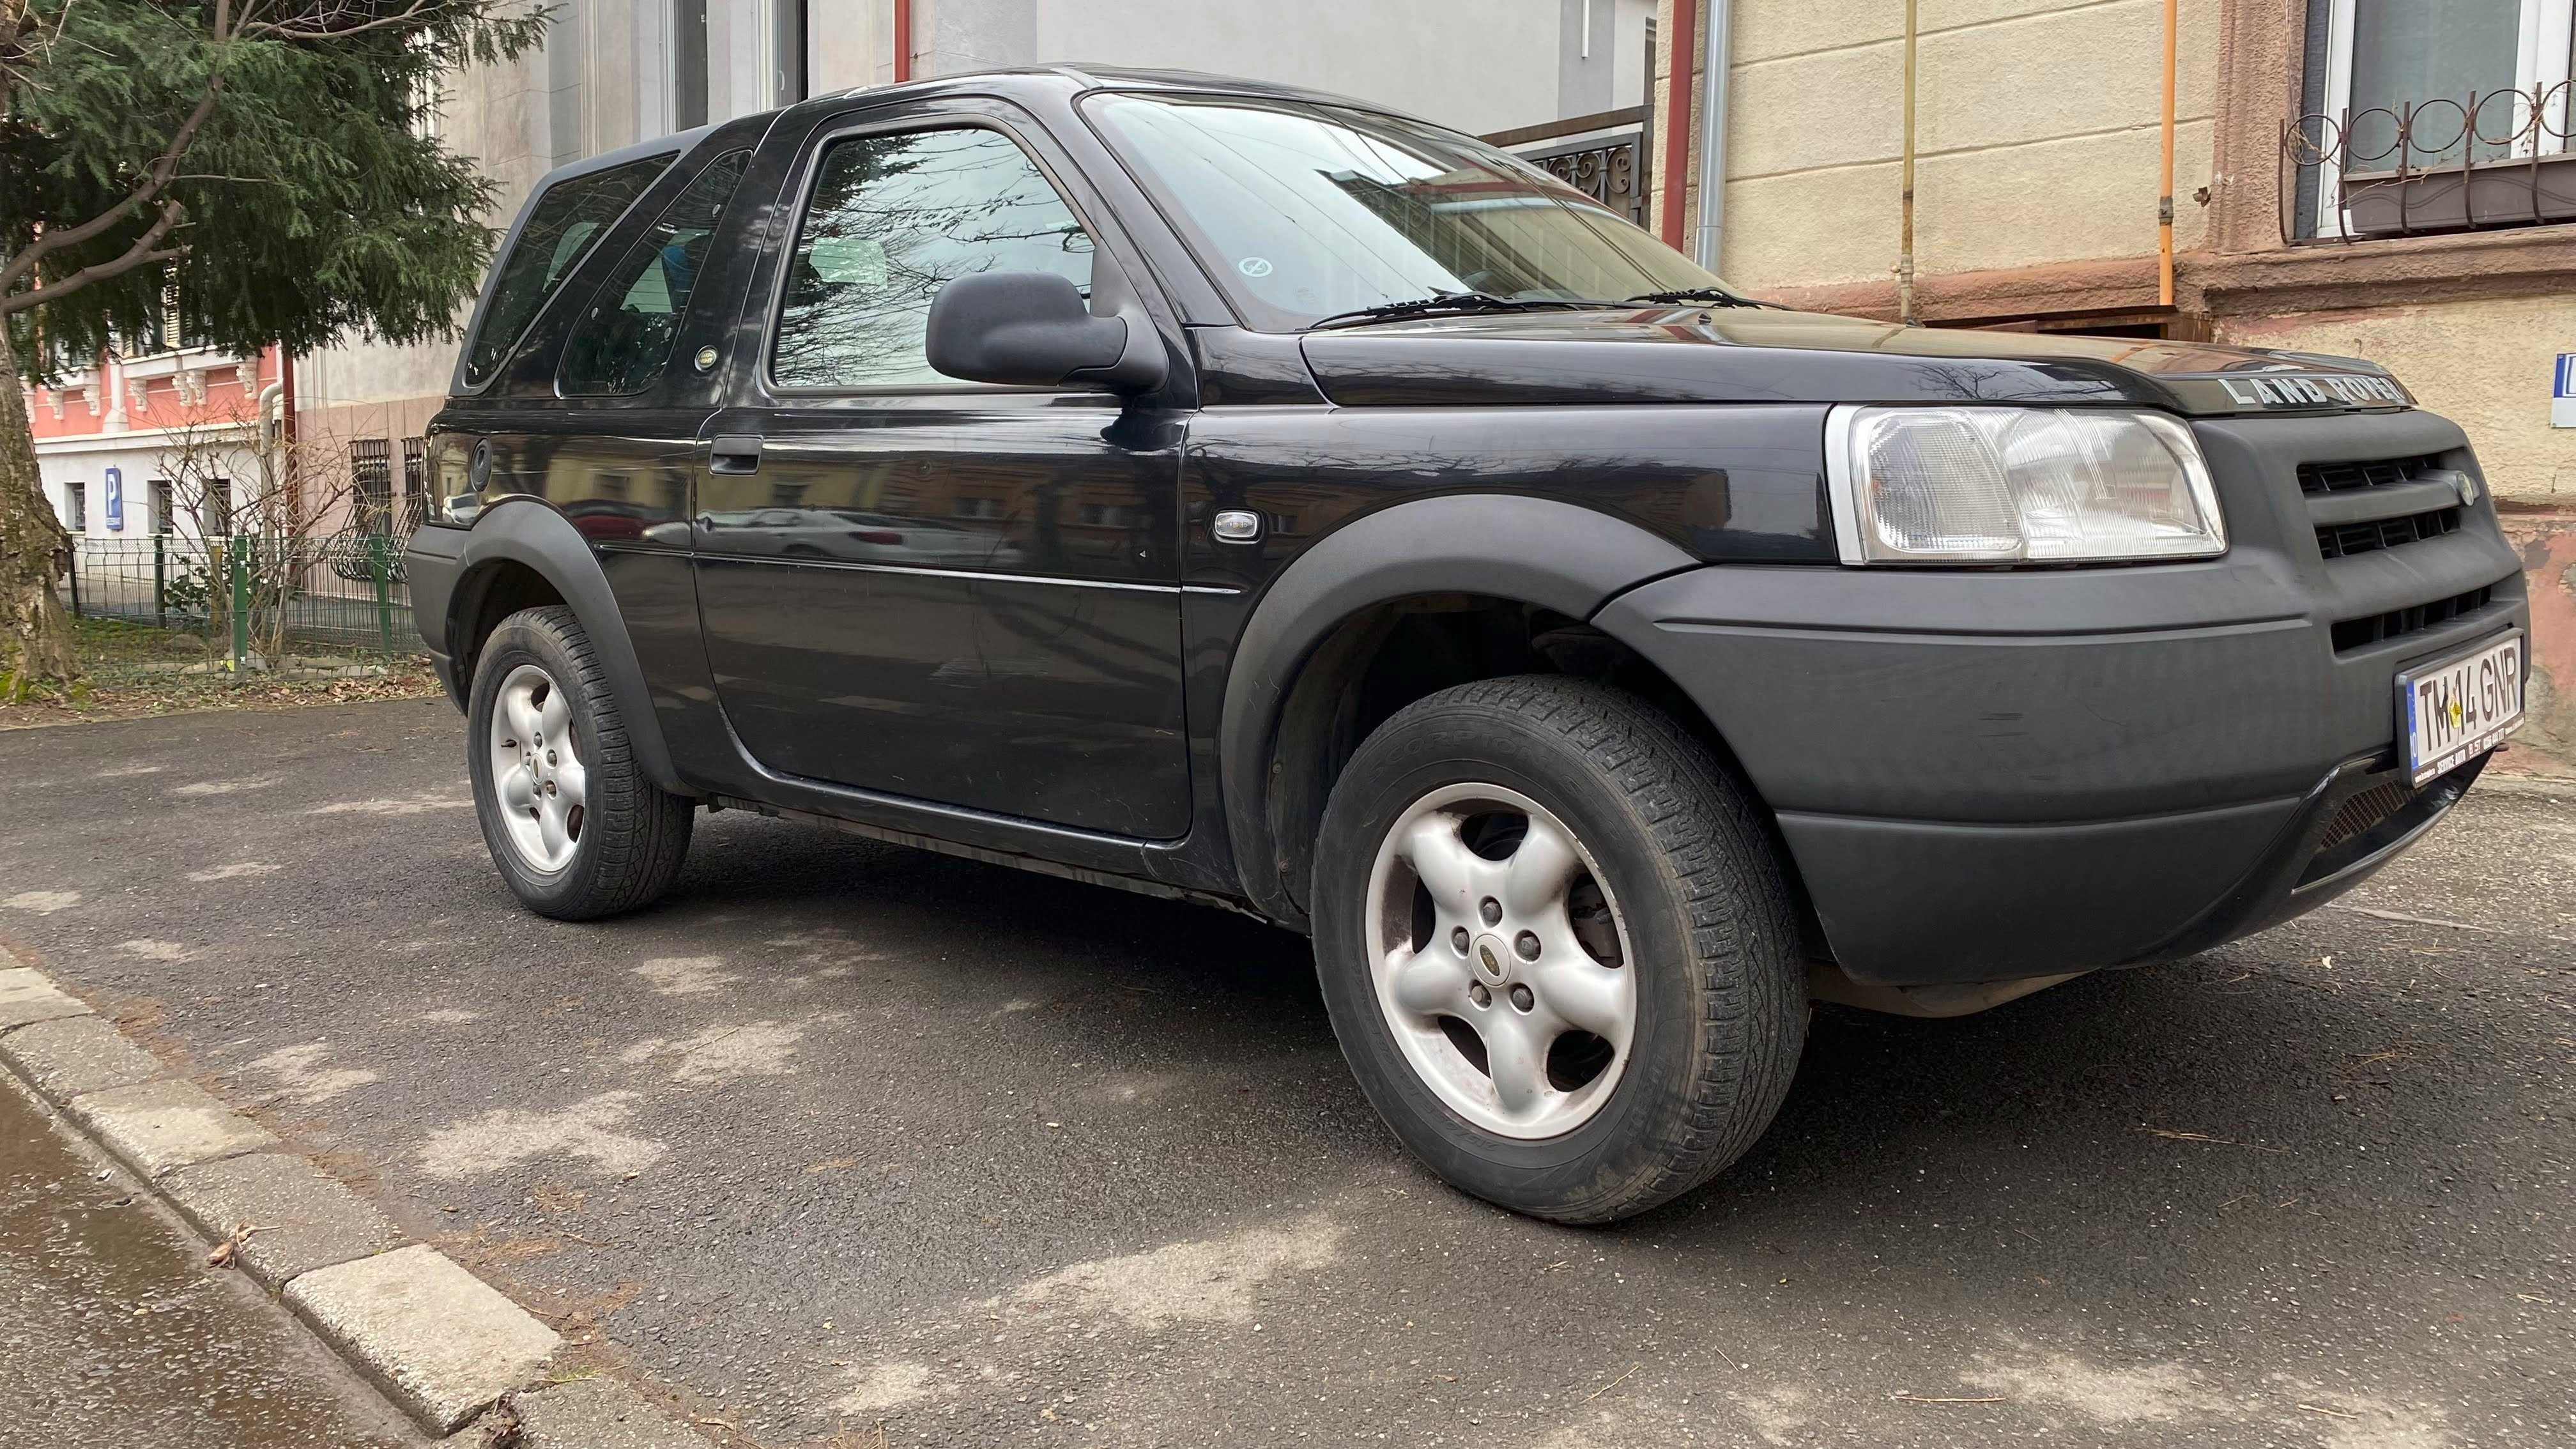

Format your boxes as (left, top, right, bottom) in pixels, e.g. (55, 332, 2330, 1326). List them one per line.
(771, 126, 1094, 390)
(464, 153, 673, 385)
(562, 150, 750, 395)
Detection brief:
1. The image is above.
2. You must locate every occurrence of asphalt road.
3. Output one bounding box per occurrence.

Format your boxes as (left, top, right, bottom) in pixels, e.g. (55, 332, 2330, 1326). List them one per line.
(2, 698, 2571, 1448)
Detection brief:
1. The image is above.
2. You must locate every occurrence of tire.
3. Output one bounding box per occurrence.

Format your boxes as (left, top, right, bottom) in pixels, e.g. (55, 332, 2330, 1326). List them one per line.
(1311, 675, 1805, 1224)
(466, 605, 694, 920)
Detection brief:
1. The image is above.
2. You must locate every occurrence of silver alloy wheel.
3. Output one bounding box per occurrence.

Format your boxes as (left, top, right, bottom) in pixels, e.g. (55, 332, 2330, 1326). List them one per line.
(487, 664, 587, 873)
(1364, 782, 1636, 1140)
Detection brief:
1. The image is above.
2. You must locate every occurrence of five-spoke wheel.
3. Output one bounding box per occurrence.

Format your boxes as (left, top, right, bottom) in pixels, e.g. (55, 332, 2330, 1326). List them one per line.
(1367, 783, 1634, 1138)
(486, 664, 588, 872)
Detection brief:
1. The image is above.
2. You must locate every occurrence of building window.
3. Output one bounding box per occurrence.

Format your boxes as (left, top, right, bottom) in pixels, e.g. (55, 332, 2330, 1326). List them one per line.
(2301, 0, 2576, 238)
(200, 478, 234, 537)
(674, 0, 709, 130)
(65, 484, 87, 533)
(351, 438, 394, 533)
(148, 478, 174, 535)
(401, 438, 430, 530)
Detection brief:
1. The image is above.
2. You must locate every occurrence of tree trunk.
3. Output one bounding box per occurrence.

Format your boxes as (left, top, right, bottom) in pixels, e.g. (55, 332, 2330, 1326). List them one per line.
(0, 344, 82, 693)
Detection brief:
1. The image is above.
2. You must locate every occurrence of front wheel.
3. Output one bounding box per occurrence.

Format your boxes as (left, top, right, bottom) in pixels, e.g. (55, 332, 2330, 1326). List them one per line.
(466, 606, 694, 920)
(1312, 676, 1805, 1224)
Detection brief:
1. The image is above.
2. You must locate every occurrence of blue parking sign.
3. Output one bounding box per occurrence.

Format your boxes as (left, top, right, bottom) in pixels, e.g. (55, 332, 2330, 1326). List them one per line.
(104, 466, 124, 532)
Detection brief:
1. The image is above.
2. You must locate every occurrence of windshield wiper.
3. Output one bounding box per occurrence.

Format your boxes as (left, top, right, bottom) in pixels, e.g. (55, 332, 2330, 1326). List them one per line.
(1623, 288, 1776, 309)
(1303, 291, 1623, 331)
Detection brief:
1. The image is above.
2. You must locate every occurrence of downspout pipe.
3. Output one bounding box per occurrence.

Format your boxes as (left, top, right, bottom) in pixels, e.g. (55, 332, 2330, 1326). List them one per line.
(1658, 0, 1698, 251)
(1897, 0, 1917, 324)
(1693, 0, 1731, 272)
(893, 0, 913, 82)
(2158, 0, 2177, 307)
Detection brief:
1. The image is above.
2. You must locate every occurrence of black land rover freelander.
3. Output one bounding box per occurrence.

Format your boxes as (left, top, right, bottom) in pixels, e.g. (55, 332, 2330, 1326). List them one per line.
(406, 67, 2529, 1223)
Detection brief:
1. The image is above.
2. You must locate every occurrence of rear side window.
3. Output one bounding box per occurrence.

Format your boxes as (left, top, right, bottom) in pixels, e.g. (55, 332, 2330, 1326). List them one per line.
(771, 126, 1094, 390)
(463, 154, 673, 387)
(560, 150, 749, 395)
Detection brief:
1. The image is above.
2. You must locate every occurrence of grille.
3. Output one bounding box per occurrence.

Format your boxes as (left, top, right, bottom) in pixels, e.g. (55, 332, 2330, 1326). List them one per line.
(2331, 583, 2495, 652)
(2315, 507, 2461, 560)
(2317, 778, 2414, 852)
(2299, 455, 2443, 494)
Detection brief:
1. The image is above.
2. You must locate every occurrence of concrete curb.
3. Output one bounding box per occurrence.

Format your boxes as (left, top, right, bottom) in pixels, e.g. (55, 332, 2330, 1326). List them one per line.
(0, 943, 715, 1446)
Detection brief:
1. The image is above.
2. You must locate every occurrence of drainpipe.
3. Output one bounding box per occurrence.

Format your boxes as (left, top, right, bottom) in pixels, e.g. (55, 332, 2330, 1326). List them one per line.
(1896, 0, 1917, 324)
(1658, 0, 1698, 251)
(1693, 0, 1731, 271)
(2157, 0, 2177, 307)
(893, 0, 912, 82)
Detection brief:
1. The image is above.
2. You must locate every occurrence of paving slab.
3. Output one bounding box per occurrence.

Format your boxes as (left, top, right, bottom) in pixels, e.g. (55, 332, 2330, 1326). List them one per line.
(286, 1243, 562, 1434)
(452, 1377, 713, 1449)
(0, 966, 89, 1030)
(66, 1077, 280, 1178)
(165, 1151, 410, 1290)
(0, 1012, 164, 1103)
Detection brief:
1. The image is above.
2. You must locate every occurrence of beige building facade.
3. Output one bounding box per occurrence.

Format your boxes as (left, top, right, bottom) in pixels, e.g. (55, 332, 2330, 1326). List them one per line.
(1653, 0, 2576, 760)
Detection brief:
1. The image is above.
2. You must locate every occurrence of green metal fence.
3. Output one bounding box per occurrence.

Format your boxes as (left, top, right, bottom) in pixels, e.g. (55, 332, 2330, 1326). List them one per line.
(65, 533, 419, 673)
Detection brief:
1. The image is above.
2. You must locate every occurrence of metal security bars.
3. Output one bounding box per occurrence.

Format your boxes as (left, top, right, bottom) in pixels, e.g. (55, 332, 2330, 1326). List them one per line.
(2285, 80, 2576, 240)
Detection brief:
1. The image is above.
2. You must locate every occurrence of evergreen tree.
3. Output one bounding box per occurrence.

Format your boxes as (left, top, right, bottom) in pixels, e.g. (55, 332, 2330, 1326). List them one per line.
(0, 0, 549, 694)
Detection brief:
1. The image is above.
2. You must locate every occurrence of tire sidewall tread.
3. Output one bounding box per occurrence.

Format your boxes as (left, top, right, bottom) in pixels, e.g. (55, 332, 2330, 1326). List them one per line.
(466, 605, 693, 921)
(1312, 675, 1805, 1225)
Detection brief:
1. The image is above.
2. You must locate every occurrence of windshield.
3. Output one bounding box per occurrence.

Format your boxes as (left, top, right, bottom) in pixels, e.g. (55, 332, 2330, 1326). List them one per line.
(1084, 94, 1736, 331)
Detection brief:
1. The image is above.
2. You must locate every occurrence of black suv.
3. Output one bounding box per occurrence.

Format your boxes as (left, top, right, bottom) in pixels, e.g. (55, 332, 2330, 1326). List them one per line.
(408, 67, 2529, 1224)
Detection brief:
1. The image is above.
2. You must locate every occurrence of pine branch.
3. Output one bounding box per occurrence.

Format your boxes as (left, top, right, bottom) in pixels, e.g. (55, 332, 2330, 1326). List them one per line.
(0, 200, 189, 318)
(0, 82, 222, 295)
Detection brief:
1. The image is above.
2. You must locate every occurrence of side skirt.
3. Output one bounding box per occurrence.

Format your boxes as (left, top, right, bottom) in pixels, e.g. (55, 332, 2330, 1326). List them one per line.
(706, 795, 1279, 926)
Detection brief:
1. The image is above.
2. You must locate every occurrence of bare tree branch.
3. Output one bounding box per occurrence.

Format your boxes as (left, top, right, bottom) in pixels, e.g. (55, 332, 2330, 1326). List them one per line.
(240, 0, 440, 44)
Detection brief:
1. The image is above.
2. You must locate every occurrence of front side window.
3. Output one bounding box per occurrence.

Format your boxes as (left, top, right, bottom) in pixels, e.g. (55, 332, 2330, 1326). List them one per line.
(561, 150, 749, 395)
(771, 126, 1094, 389)
(1084, 95, 1729, 331)
(464, 154, 673, 385)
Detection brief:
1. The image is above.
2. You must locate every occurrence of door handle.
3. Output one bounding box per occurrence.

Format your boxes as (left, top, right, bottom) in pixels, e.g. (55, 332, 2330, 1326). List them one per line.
(708, 434, 764, 475)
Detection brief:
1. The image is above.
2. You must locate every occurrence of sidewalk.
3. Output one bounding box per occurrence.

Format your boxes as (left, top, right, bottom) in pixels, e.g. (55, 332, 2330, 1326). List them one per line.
(0, 1073, 424, 1448)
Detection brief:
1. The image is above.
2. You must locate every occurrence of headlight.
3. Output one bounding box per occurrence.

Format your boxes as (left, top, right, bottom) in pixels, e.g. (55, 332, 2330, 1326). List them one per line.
(1825, 405, 2226, 564)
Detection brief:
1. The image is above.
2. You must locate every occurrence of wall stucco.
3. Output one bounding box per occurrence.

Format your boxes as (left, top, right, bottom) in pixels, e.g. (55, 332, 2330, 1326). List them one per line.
(1718, 0, 2220, 289)
(2216, 295, 2576, 503)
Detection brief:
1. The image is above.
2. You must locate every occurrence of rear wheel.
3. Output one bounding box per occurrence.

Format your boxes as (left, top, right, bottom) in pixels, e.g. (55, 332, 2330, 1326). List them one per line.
(1312, 675, 1805, 1223)
(466, 606, 694, 919)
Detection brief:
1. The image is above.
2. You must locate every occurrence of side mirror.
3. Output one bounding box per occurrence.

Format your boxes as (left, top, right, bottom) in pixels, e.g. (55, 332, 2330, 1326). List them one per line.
(924, 271, 1168, 394)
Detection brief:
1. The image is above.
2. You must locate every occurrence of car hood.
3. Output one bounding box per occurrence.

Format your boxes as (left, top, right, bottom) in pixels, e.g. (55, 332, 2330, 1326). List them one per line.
(1296, 307, 2416, 417)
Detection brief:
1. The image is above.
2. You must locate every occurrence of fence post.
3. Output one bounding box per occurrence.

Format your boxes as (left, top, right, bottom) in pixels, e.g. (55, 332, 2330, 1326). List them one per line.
(154, 533, 167, 628)
(65, 539, 81, 620)
(229, 535, 250, 672)
(368, 534, 395, 657)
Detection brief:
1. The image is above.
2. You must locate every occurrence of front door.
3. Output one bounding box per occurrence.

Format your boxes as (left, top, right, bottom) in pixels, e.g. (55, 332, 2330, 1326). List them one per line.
(693, 109, 1190, 839)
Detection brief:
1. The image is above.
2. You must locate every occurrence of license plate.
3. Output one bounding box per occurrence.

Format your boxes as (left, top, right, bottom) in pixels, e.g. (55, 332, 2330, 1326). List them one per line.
(2398, 631, 2525, 785)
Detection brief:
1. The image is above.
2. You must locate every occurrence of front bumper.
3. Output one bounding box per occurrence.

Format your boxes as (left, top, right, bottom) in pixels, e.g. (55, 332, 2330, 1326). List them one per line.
(1595, 407, 2527, 985)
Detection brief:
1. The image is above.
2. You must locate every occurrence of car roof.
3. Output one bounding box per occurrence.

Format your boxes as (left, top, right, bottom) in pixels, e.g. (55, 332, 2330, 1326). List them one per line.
(815, 63, 1434, 128)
